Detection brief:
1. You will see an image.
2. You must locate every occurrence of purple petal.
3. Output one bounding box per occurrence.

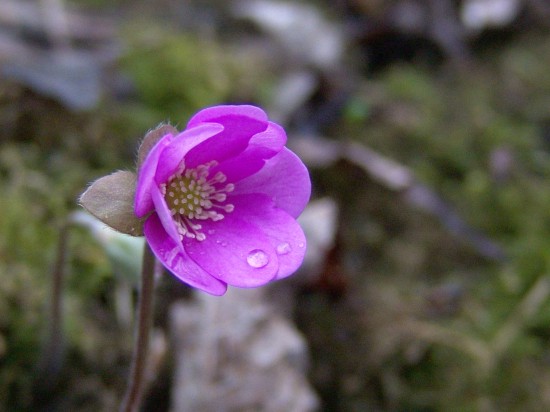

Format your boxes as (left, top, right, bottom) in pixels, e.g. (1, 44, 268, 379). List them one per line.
(154, 123, 224, 185)
(210, 150, 265, 184)
(144, 214, 227, 295)
(183, 112, 268, 169)
(209, 121, 288, 183)
(232, 147, 311, 218)
(187, 105, 268, 128)
(150, 184, 185, 251)
(182, 215, 279, 288)
(230, 194, 306, 280)
(135, 133, 174, 217)
(249, 121, 287, 154)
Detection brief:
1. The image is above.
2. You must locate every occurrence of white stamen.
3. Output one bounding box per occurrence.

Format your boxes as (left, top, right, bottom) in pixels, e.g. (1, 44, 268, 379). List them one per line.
(162, 161, 235, 241)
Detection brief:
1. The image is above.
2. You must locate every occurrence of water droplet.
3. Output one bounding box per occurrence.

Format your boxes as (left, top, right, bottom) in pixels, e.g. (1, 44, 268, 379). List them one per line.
(208, 229, 216, 235)
(298, 242, 305, 248)
(221, 241, 228, 247)
(276, 242, 292, 255)
(246, 249, 269, 268)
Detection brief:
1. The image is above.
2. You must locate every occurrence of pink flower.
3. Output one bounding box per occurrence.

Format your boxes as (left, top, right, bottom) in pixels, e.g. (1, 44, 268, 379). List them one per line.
(134, 105, 310, 295)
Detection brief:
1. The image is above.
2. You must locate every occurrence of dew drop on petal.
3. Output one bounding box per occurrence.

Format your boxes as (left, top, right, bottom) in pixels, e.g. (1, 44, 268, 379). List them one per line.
(298, 242, 305, 248)
(246, 249, 269, 268)
(276, 242, 292, 255)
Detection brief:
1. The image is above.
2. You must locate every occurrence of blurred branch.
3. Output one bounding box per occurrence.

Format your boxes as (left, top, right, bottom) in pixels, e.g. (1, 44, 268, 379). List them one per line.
(345, 140, 413, 190)
(290, 135, 506, 261)
(31, 221, 70, 407)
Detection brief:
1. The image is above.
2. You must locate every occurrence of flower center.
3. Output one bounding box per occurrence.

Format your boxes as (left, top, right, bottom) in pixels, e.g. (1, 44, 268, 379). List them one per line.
(161, 161, 234, 241)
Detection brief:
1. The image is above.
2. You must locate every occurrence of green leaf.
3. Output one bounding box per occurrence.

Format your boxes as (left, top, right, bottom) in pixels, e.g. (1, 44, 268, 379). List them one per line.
(79, 171, 144, 236)
(136, 123, 179, 170)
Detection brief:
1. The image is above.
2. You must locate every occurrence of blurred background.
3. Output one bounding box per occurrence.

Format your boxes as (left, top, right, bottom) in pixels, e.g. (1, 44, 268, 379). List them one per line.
(2, 0, 550, 410)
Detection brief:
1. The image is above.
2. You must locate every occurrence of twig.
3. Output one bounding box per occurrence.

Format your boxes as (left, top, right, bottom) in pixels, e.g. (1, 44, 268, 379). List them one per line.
(31, 221, 70, 406)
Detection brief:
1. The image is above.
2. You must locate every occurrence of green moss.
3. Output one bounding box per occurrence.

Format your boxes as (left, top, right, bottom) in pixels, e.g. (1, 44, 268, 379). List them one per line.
(118, 26, 269, 132)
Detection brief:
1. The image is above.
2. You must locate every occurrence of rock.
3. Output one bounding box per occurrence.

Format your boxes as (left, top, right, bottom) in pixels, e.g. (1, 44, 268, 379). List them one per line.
(169, 288, 319, 412)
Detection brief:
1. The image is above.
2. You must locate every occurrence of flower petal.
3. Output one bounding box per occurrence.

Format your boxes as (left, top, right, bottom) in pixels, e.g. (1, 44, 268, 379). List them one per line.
(151, 184, 184, 252)
(232, 147, 311, 218)
(186, 104, 268, 128)
(230, 194, 306, 280)
(250, 121, 287, 154)
(183, 109, 268, 169)
(154, 123, 224, 185)
(182, 216, 279, 288)
(144, 214, 227, 295)
(209, 122, 288, 183)
(135, 133, 174, 218)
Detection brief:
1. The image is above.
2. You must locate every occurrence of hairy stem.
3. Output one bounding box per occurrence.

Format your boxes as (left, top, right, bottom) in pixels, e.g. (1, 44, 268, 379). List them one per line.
(120, 243, 157, 412)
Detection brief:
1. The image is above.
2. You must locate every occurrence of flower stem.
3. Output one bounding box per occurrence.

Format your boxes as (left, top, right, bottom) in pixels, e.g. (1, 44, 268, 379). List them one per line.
(119, 243, 157, 412)
(32, 222, 70, 406)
